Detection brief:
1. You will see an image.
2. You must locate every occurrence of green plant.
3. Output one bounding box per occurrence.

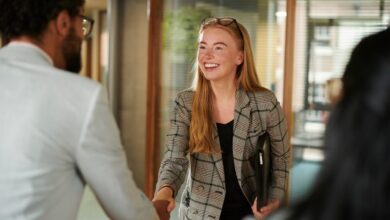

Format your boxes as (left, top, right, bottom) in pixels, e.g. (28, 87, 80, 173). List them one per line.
(163, 7, 212, 59)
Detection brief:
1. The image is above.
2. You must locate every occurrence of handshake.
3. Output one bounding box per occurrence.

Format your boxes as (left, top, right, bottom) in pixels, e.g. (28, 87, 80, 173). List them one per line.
(153, 186, 176, 220)
(152, 200, 171, 220)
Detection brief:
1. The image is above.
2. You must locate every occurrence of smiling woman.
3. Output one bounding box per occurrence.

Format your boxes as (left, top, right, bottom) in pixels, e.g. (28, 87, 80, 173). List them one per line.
(153, 17, 290, 220)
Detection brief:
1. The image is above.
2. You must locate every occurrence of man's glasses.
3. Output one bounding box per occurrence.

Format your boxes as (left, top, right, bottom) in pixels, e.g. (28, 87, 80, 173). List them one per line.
(201, 17, 243, 39)
(80, 15, 94, 39)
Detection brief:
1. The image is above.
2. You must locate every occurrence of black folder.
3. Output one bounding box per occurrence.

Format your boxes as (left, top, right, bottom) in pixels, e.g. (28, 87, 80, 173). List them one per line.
(254, 132, 271, 210)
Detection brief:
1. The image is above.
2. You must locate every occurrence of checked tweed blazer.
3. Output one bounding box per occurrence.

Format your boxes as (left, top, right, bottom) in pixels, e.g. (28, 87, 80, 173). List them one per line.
(156, 88, 290, 220)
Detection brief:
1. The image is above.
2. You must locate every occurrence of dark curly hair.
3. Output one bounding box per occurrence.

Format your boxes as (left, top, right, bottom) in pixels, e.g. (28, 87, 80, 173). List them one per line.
(0, 0, 85, 41)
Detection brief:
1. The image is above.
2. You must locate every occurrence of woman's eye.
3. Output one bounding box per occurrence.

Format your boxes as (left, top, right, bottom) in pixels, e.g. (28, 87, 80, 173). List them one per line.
(198, 45, 206, 49)
(215, 46, 223, 50)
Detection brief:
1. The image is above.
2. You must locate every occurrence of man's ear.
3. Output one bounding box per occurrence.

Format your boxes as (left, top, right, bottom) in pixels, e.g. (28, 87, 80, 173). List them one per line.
(54, 10, 71, 37)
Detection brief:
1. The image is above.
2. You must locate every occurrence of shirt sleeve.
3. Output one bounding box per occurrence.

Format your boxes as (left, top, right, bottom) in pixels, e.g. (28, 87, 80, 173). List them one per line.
(76, 86, 158, 220)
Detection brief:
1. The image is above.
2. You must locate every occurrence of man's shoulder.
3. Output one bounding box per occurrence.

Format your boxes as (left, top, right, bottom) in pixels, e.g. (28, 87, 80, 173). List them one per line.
(52, 70, 104, 107)
(55, 68, 101, 90)
(0, 43, 101, 93)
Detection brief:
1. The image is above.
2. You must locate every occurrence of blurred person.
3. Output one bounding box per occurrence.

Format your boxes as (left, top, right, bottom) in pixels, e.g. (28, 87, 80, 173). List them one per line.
(325, 78, 342, 106)
(152, 17, 290, 220)
(271, 28, 390, 220)
(0, 0, 158, 219)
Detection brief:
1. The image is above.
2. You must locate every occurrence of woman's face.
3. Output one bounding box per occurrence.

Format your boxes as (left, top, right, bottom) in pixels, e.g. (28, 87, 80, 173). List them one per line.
(197, 27, 243, 83)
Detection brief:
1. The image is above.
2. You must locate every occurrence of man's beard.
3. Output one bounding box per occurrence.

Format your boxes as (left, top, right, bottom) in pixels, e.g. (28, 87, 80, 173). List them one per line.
(62, 28, 82, 73)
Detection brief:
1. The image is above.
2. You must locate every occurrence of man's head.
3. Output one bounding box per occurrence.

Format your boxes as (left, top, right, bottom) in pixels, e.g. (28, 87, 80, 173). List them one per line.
(0, 0, 87, 73)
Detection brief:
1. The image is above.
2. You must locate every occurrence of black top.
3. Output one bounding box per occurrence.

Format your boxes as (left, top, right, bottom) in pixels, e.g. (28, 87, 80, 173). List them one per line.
(217, 120, 252, 220)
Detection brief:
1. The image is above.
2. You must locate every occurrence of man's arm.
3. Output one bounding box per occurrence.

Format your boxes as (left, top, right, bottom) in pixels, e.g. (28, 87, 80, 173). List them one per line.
(76, 86, 158, 220)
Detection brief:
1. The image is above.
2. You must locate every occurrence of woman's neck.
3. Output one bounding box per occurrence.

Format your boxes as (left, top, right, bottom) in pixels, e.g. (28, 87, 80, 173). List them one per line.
(210, 79, 237, 124)
(210, 79, 237, 102)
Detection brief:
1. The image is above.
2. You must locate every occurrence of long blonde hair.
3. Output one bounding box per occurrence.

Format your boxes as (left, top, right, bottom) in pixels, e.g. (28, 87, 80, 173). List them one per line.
(189, 18, 263, 154)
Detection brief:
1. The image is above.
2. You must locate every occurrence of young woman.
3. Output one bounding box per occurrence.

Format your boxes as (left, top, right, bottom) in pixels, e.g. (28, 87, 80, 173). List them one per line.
(153, 17, 290, 220)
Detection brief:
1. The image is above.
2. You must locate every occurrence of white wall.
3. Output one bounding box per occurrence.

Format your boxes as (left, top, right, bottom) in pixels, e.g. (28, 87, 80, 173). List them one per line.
(115, 0, 149, 189)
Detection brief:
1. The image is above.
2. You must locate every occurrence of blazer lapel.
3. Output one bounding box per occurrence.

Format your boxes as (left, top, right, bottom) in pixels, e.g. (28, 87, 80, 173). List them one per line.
(210, 89, 251, 189)
(211, 124, 225, 188)
(232, 89, 251, 183)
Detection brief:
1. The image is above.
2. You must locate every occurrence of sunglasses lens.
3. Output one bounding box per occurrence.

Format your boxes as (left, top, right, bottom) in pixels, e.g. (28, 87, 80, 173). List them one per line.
(203, 17, 216, 24)
(219, 18, 234, 25)
(202, 17, 235, 26)
(201, 17, 242, 38)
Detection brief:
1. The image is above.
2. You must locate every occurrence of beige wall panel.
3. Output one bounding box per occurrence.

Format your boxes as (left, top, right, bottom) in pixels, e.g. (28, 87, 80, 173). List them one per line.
(116, 0, 149, 188)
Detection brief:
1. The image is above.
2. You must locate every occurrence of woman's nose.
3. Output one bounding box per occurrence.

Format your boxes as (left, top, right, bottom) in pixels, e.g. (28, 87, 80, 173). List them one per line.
(203, 49, 214, 59)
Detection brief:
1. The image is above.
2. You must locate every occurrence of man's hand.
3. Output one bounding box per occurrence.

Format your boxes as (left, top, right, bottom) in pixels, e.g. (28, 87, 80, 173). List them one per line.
(251, 198, 280, 220)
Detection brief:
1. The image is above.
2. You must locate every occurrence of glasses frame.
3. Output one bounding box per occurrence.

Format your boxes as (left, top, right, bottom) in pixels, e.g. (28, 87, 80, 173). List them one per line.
(201, 17, 243, 39)
(79, 15, 95, 39)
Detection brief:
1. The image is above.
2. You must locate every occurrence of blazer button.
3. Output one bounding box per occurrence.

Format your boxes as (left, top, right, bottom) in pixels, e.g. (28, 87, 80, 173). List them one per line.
(214, 190, 223, 195)
(196, 185, 204, 191)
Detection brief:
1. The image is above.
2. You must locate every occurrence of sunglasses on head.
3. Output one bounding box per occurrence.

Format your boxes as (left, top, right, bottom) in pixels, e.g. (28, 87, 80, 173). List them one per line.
(201, 17, 243, 38)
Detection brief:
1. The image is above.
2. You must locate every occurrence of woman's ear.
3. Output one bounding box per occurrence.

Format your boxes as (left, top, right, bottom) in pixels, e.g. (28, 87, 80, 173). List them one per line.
(236, 51, 244, 65)
(54, 10, 71, 37)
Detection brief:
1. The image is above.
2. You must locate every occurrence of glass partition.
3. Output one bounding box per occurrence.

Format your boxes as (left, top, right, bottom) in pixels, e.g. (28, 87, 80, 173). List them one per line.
(155, 0, 390, 209)
(159, 0, 287, 160)
(158, 0, 287, 216)
(290, 0, 390, 201)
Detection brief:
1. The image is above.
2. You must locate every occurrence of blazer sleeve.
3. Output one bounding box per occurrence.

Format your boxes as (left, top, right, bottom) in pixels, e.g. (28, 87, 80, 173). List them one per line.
(266, 93, 290, 201)
(155, 91, 191, 196)
(75, 86, 158, 220)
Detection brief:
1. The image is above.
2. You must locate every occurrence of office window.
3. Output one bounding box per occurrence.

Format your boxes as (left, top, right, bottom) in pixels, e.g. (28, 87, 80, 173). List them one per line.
(159, 0, 287, 159)
(290, 0, 390, 201)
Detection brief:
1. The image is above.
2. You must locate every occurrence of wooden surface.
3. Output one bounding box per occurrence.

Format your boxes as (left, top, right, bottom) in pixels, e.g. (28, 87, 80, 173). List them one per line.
(145, 0, 163, 198)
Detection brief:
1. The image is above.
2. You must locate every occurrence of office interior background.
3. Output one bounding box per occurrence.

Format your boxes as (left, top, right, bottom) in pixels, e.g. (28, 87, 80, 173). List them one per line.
(1, 0, 389, 219)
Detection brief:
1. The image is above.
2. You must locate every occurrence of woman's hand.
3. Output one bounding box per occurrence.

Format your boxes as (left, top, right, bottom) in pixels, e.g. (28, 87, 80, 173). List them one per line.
(251, 198, 280, 220)
(152, 186, 176, 220)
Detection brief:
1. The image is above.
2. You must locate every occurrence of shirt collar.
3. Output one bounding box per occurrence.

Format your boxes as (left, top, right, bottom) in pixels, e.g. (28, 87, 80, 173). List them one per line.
(8, 41, 54, 66)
